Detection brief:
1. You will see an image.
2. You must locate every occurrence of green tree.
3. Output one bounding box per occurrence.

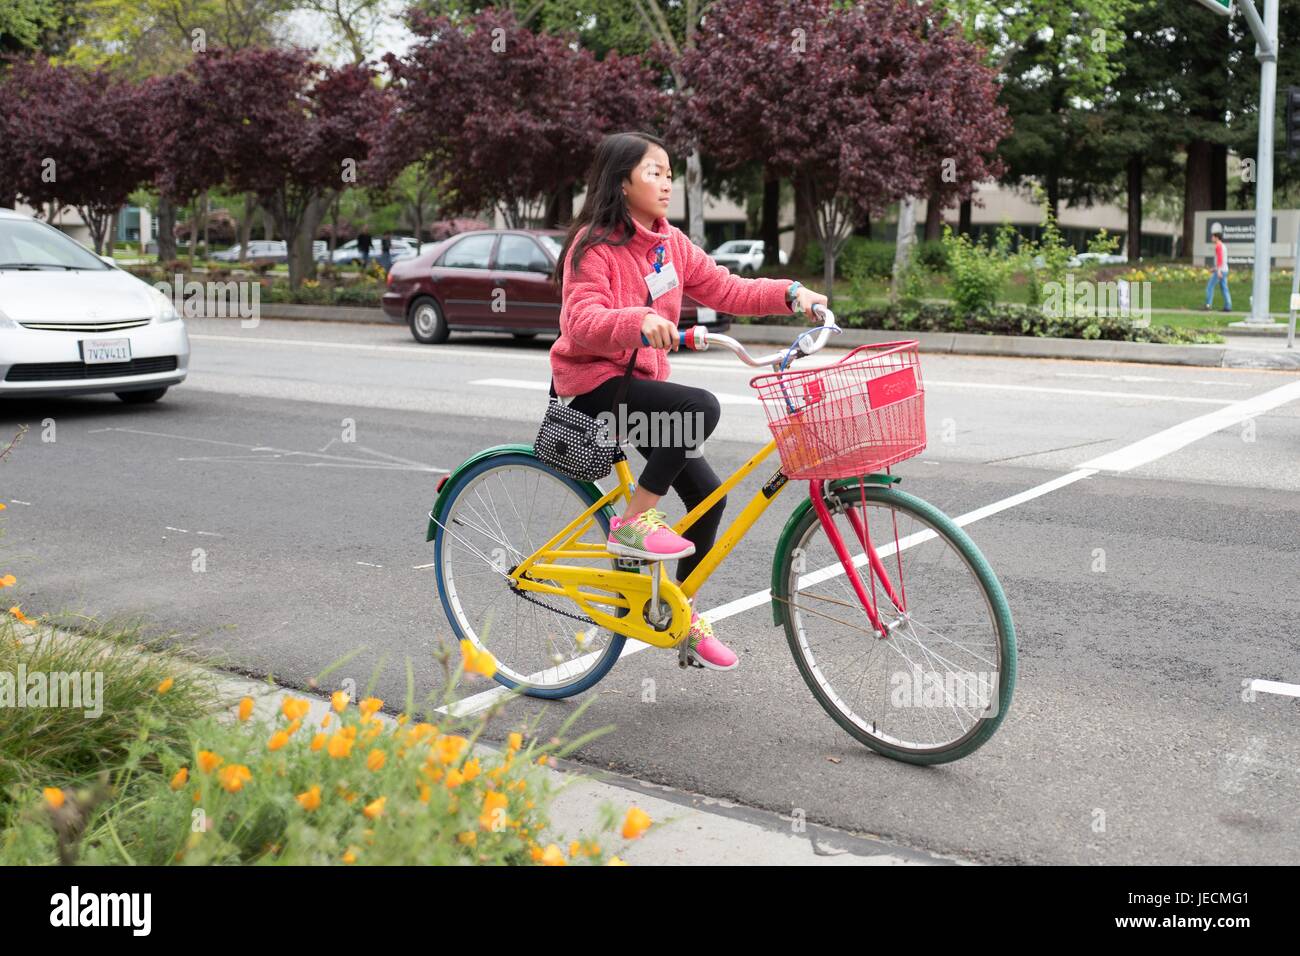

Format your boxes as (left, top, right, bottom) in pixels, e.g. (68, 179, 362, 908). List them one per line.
(984, 0, 1140, 220)
(0, 0, 59, 53)
(68, 0, 293, 75)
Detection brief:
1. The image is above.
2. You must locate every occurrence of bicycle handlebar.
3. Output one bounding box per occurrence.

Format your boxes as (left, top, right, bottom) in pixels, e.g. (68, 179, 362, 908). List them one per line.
(638, 303, 840, 369)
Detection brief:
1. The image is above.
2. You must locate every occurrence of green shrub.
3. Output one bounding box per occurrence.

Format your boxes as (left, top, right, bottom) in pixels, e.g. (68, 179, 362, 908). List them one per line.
(914, 240, 948, 274)
(805, 237, 894, 280)
(836, 302, 1224, 344)
(0, 625, 643, 865)
(331, 284, 384, 307)
(941, 224, 1019, 313)
(0, 618, 218, 828)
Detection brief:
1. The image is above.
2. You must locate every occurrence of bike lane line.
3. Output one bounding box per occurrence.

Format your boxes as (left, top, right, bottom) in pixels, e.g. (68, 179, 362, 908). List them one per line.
(441, 377, 1300, 718)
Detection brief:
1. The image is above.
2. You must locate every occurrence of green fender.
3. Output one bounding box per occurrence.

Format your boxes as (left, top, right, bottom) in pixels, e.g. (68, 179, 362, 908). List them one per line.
(426, 443, 616, 542)
(769, 473, 903, 627)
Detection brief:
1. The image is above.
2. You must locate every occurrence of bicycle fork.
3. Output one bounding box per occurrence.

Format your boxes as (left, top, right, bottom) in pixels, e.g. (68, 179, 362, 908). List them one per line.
(807, 480, 907, 639)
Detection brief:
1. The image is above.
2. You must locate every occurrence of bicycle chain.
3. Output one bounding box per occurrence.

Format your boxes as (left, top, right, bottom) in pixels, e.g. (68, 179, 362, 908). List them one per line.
(508, 584, 598, 627)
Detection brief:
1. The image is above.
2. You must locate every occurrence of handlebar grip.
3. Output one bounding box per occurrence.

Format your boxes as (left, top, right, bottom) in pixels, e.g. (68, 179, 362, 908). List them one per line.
(640, 328, 706, 350)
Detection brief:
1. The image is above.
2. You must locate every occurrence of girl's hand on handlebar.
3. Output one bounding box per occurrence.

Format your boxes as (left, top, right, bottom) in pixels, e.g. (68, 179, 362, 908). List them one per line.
(640, 313, 678, 351)
(793, 287, 829, 321)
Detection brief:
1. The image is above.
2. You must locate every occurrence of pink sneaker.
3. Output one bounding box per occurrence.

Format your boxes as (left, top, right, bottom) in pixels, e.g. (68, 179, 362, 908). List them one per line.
(607, 508, 695, 561)
(685, 606, 738, 671)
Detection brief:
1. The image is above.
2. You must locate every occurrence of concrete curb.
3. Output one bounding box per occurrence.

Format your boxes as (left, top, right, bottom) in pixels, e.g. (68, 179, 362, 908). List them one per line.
(16, 621, 956, 866)
(260, 303, 393, 324)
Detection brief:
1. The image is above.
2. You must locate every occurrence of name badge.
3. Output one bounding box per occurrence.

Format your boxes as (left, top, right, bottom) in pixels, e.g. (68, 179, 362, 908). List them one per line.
(644, 261, 679, 301)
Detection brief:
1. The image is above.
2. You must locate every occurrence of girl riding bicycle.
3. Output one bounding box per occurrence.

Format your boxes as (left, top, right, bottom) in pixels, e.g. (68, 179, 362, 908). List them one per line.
(550, 130, 828, 671)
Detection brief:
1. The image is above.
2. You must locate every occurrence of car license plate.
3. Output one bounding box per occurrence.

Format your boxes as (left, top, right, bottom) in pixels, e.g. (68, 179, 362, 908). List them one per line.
(696, 307, 716, 325)
(82, 338, 132, 364)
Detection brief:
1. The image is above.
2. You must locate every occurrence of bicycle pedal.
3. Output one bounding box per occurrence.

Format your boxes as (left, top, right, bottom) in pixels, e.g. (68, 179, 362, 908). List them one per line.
(614, 557, 648, 571)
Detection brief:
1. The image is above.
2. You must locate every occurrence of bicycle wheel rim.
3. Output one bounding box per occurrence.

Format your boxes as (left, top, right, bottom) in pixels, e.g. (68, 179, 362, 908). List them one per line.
(783, 485, 1012, 759)
(435, 456, 625, 694)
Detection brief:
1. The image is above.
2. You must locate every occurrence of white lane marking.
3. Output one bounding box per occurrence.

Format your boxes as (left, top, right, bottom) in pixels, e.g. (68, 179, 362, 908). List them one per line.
(1056, 372, 1250, 389)
(194, 332, 1251, 406)
(439, 379, 1300, 718)
(469, 377, 760, 406)
(440, 466, 1100, 717)
(8, 500, 32, 505)
(91, 426, 448, 472)
(164, 525, 224, 537)
(1250, 679, 1300, 699)
(925, 380, 1231, 405)
(1056, 372, 1174, 383)
(471, 378, 545, 391)
(190, 333, 550, 364)
(1078, 379, 1300, 472)
(175, 456, 444, 472)
(470, 376, 1232, 407)
(412, 562, 436, 570)
(356, 561, 384, 568)
(698, 468, 1099, 624)
(165, 526, 189, 533)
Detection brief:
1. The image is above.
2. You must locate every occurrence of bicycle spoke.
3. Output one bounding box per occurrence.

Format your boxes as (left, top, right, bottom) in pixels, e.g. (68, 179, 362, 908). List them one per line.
(785, 487, 1007, 755)
(437, 462, 622, 692)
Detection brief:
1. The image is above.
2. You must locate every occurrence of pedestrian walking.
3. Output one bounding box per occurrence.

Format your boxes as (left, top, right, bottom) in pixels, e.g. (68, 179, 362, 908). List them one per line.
(1204, 223, 1232, 312)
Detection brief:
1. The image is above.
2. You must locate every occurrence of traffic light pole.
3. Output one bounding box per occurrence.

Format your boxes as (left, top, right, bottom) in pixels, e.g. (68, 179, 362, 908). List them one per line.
(1238, 0, 1279, 325)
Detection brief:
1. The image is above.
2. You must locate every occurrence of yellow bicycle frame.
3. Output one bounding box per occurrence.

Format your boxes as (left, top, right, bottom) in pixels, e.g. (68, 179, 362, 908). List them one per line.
(508, 439, 792, 647)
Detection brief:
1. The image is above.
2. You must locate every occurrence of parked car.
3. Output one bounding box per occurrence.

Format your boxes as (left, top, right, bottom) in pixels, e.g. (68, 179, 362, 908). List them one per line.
(245, 239, 288, 265)
(212, 239, 323, 264)
(709, 239, 788, 274)
(382, 229, 730, 344)
(0, 208, 189, 402)
(1067, 252, 1128, 268)
(332, 237, 419, 266)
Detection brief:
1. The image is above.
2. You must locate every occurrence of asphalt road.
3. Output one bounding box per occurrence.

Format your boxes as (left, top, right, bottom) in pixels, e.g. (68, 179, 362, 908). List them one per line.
(3, 316, 1298, 864)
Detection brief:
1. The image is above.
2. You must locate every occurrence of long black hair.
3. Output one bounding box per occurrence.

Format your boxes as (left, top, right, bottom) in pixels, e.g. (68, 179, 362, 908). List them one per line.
(553, 131, 669, 295)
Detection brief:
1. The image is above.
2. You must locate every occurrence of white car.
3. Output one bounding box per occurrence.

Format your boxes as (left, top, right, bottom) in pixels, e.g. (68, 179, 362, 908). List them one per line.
(211, 239, 324, 264)
(333, 237, 419, 265)
(710, 239, 788, 274)
(0, 208, 189, 402)
(1067, 252, 1128, 268)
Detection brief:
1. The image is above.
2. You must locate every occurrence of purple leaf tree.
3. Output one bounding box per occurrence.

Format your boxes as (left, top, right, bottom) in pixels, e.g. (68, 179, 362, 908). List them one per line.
(672, 0, 1008, 296)
(0, 58, 155, 253)
(160, 47, 386, 287)
(378, 9, 665, 227)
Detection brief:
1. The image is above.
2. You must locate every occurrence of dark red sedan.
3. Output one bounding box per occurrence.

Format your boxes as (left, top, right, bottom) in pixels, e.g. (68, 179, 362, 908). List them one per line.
(381, 228, 730, 344)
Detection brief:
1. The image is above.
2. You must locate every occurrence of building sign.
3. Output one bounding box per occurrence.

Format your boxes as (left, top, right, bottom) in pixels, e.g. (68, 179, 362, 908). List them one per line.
(1193, 210, 1298, 268)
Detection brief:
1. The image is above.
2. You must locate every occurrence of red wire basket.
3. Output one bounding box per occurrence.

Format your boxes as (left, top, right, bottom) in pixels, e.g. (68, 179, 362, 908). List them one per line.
(750, 341, 926, 480)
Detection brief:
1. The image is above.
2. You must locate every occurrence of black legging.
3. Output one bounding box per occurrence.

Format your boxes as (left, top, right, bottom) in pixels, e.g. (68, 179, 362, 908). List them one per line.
(567, 376, 725, 583)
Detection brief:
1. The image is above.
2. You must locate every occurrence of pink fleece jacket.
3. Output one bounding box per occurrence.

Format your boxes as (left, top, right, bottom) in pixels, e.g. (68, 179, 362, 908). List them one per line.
(549, 215, 794, 396)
